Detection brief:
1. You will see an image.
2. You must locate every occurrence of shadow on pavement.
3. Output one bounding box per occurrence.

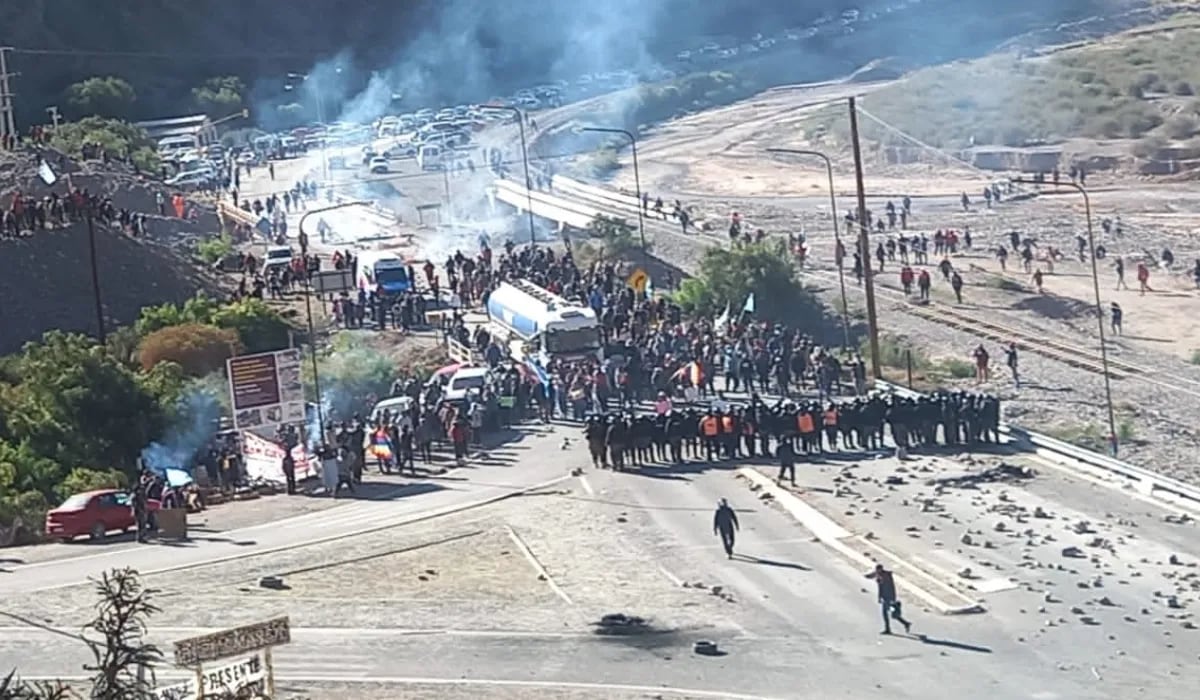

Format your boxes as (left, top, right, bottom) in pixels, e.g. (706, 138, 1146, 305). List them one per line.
(732, 553, 811, 571)
(904, 634, 993, 654)
(327, 481, 448, 502)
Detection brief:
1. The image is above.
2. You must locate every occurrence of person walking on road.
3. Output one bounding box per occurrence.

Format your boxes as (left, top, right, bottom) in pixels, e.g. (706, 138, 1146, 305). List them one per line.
(1004, 342, 1020, 390)
(866, 564, 912, 635)
(713, 499, 740, 559)
(776, 440, 796, 486)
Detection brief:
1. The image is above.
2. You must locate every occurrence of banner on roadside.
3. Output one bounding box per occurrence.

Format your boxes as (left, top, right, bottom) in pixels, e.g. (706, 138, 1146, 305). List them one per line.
(155, 652, 265, 700)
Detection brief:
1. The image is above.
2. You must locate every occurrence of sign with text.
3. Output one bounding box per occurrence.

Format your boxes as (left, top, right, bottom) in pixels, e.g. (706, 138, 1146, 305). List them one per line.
(312, 269, 354, 295)
(226, 349, 305, 431)
(155, 652, 265, 700)
(173, 617, 291, 667)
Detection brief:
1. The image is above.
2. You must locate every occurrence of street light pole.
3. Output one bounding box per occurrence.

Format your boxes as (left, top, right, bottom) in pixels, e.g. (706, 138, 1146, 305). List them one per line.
(287, 72, 330, 182)
(581, 126, 648, 267)
(297, 200, 370, 447)
(483, 105, 536, 246)
(767, 147, 851, 351)
(1011, 177, 1119, 455)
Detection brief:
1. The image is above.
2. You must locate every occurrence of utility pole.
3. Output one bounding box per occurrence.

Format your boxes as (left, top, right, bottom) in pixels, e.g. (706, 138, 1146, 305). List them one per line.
(86, 208, 107, 345)
(848, 97, 882, 380)
(0, 47, 17, 146)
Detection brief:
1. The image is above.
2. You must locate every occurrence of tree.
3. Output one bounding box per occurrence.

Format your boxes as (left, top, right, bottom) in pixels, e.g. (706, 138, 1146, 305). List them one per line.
(192, 76, 245, 112)
(0, 332, 167, 474)
(138, 323, 243, 377)
(672, 243, 821, 324)
(64, 76, 137, 120)
(83, 568, 162, 699)
(49, 116, 160, 172)
(135, 294, 222, 337)
(585, 214, 649, 261)
(210, 299, 293, 354)
(135, 295, 291, 355)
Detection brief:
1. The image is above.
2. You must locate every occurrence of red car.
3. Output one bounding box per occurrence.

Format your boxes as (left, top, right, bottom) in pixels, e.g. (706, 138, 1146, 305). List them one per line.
(44, 489, 161, 543)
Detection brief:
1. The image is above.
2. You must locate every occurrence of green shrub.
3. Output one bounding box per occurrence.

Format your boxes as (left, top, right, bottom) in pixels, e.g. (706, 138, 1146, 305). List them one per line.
(56, 467, 128, 502)
(196, 235, 234, 264)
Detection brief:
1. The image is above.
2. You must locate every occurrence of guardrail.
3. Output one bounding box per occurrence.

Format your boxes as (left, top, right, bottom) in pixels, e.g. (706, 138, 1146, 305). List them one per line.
(874, 378, 1200, 506)
(491, 180, 596, 229)
(446, 337, 480, 365)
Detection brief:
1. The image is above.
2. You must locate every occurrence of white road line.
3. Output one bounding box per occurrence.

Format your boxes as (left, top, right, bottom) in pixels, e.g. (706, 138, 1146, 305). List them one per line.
(22, 475, 573, 593)
(505, 524, 574, 606)
(21, 675, 787, 699)
(0, 627, 609, 639)
(657, 564, 685, 587)
(578, 474, 595, 495)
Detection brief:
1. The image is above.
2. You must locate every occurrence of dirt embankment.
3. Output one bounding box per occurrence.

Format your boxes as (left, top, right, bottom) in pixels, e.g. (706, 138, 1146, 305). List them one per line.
(0, 149, 224, 353)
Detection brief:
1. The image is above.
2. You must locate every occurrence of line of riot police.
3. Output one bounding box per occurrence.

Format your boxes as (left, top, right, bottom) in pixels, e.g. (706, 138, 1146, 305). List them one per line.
(582, 389, 1002, 470)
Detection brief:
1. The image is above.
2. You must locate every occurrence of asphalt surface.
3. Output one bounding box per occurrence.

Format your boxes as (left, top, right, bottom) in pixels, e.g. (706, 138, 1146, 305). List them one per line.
(0, 434, 568, 596)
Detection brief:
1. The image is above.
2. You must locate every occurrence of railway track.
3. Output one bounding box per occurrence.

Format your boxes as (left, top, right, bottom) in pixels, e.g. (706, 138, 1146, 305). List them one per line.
(496, 176, 1200, 399)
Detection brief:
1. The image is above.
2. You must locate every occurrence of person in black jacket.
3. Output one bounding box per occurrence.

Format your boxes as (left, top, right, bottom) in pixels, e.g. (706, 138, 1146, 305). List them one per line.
(866, 564, 912, 635)
(713, 499, 740, 559)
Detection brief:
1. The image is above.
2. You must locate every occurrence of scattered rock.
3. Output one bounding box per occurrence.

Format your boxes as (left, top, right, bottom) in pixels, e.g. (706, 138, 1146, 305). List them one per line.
(1062, 546, 1085, 558)
(961, 532, 975, 546)
(1080, 616, 1100, 626)
(994, 521, 1008, 532)
(616, 516, 628, 523)
(1098, 596, 1116, 607)
(1033, 506, 1051, 519)
(1072, 520, 1094, 535)
(1170, 554, 1183, 566)
(958, 567, 975, 579)
(1071, 606, 1086, 615)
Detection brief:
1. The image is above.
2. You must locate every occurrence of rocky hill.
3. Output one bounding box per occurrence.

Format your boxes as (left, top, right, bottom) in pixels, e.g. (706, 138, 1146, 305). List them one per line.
(0, 151, 222, 354)
(1, 0, 1124, 125)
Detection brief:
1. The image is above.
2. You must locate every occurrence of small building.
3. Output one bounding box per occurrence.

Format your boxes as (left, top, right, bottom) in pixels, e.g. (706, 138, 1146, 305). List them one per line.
(134, 114, 216, 152)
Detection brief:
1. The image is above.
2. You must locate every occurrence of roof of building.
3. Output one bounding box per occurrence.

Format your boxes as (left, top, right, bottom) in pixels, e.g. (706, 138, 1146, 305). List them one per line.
(135, 114, 211, 130)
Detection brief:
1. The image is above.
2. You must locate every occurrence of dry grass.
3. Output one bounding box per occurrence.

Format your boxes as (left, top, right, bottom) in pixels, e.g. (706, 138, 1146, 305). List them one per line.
(803, 16, 1200, 149)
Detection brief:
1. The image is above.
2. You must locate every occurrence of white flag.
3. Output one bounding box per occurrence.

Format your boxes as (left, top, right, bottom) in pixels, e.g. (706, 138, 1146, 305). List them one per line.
(38, 160, 57, 186)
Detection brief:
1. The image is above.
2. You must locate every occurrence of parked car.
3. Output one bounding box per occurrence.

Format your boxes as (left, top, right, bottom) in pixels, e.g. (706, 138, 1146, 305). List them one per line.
(44, 489, 162, 543)
(369, 156, 390, 174)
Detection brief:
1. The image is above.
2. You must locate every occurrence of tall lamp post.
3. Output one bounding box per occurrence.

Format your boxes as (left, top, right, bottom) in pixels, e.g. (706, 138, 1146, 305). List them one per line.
(286, 71, 337, 183)
(767, 147, 852, 351)
(482, 104, 536, 246)
(297, 200, 369, 446)
(580, 126, 648, 266)
(1010, 177, 1118, 455)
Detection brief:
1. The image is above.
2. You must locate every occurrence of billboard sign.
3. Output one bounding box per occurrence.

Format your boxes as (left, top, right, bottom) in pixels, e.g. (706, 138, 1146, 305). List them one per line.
(226, 349, 305, 430)
(155, 652, 265, 700)
(173, 617, 291, 667)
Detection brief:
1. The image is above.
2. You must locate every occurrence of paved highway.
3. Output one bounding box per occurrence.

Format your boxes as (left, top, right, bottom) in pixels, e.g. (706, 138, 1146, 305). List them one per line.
(0, 432, 569, 596)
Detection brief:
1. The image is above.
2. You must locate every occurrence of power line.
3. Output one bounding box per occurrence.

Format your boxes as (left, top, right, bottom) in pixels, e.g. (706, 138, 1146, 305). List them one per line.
(11, 47, 312, 60)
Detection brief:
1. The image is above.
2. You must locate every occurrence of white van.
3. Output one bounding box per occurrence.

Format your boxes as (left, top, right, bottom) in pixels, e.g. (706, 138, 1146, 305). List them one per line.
(416, 144, 445, 171)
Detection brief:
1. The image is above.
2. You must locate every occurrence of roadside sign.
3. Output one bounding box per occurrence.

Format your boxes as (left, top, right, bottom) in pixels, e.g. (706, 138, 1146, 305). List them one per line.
(627, 268, 650, 295)
(226, 350, 305, 431)
(311, 269, 354, 295)
(155, 652, 266, 700)
(173, 617, 291, 667)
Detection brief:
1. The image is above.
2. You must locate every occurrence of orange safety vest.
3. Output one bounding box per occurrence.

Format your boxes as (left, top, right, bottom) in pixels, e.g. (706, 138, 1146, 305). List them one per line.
(701, 417, 719, 437)
(823, 410, 838, 427)
(797, 414, 815, 433)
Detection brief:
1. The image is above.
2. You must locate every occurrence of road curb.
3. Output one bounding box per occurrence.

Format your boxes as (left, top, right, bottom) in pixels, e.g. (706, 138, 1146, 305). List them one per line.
(737, 468, 985, 616)
(29, 475, 573, 593)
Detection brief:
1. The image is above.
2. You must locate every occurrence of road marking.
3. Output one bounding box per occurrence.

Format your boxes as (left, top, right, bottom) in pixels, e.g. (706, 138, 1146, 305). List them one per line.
(578, 474, 595, 495)
(505, 524, 574, 606)
(19, 675, 787, 699)
(738, 468, 984, 616)
(0, 626, 620, 639)
(21, 475, 573, 593)
(657, 564, 685, 587)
